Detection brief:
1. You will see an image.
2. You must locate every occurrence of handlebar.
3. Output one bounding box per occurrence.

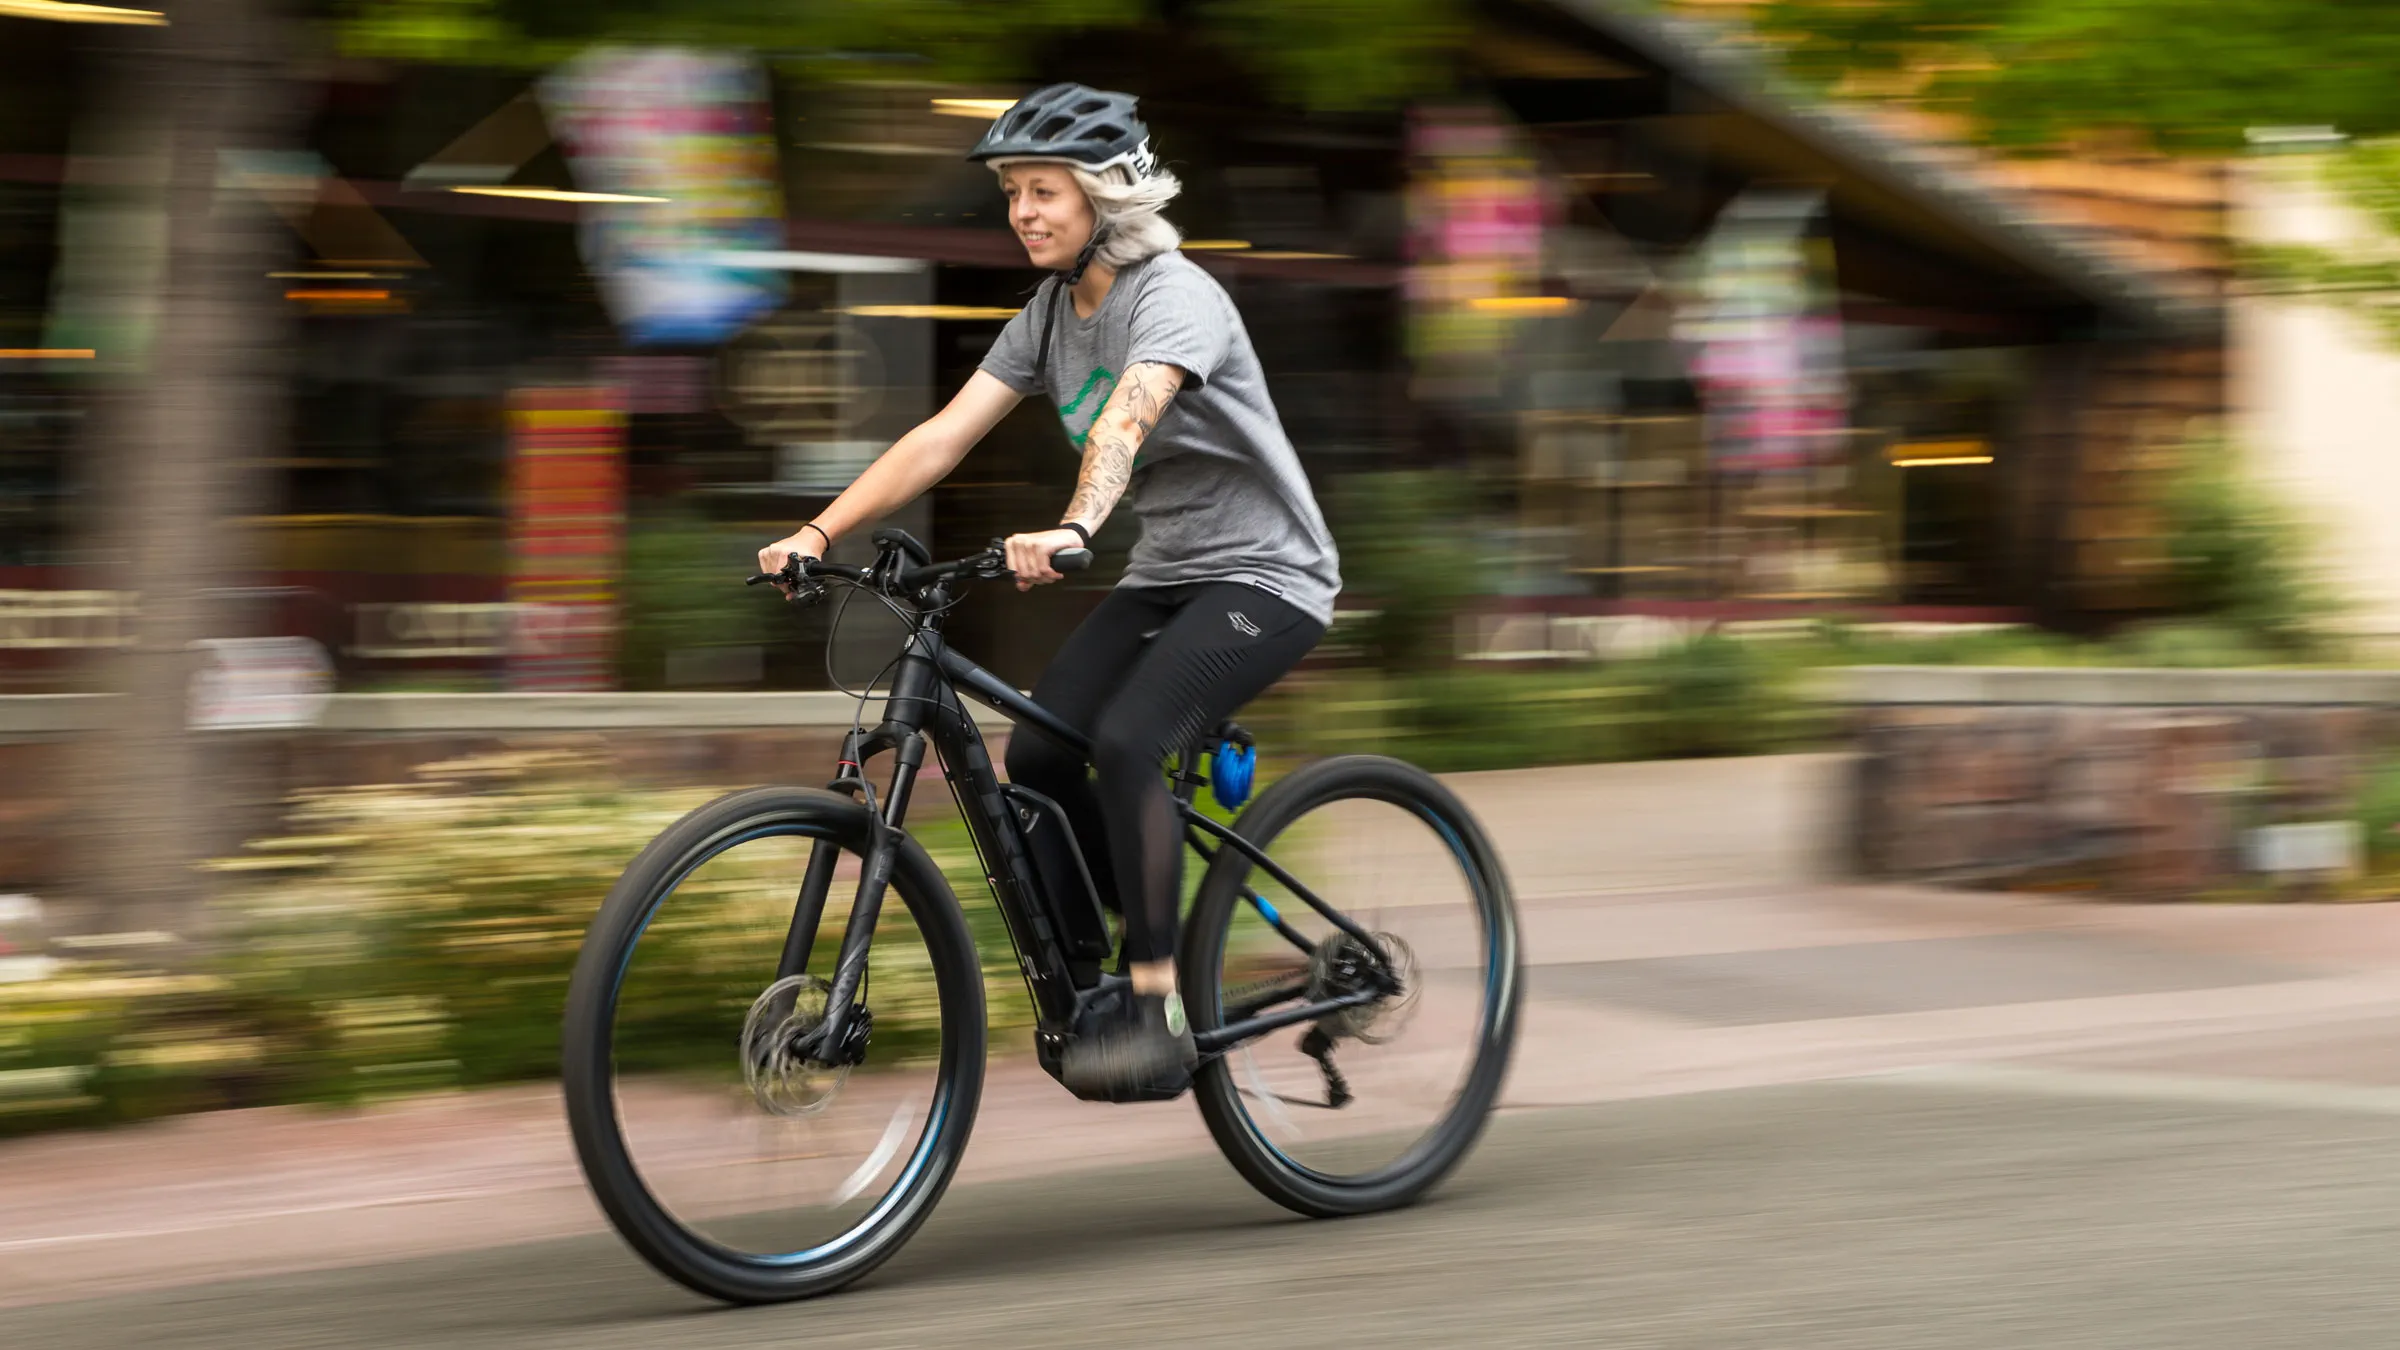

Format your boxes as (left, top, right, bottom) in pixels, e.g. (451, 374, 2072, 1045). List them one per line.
(745, 540, 1091, 598)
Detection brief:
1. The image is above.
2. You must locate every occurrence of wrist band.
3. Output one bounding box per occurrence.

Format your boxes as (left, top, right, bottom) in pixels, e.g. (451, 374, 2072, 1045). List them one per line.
(801, 522, 832, 551)
(1059, 521, 1091, 545)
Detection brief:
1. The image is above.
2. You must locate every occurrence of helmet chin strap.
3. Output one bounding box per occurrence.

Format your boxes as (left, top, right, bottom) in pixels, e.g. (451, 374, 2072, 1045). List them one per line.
(1064, 222, 1112, 287)
(1034, 221, 1115, 389)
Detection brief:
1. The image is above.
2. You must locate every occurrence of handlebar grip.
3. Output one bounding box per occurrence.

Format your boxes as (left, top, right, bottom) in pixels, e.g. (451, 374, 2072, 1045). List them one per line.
(744, 573, 777, 586)
(1053, 548, 1093, 573)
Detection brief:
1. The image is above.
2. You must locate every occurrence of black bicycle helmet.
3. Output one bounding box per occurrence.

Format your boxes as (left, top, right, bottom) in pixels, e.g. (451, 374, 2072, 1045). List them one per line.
(966, 83, 1159, 180)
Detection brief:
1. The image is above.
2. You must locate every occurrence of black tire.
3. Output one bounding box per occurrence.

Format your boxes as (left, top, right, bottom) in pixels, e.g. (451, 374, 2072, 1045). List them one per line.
(562, 787, 985, 1303)
(1182, 755, 1521, 1218)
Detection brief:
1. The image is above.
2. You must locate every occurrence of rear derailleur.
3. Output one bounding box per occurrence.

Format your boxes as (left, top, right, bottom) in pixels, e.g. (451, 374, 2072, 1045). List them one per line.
(1295, 931, 1417, 1110)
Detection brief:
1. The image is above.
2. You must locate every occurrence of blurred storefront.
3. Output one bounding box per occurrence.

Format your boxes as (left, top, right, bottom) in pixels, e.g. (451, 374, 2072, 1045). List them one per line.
(0, 1, 2220, 692)
(1420, 1, 2221, 650)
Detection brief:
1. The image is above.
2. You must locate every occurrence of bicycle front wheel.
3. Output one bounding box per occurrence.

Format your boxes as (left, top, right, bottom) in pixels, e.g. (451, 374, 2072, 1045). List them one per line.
(562, 787, 986, 1303)
(1183, 755, 1521, 1218)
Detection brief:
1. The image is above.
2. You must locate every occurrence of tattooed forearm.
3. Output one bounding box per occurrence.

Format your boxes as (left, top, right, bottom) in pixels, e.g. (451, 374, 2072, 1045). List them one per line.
(1063, 436, 1134, 528)
(1062, 361, 1185, 532)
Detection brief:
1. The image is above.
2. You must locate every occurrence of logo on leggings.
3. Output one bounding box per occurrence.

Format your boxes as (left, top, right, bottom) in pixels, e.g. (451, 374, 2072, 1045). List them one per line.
(1227, 611, 1261, 637)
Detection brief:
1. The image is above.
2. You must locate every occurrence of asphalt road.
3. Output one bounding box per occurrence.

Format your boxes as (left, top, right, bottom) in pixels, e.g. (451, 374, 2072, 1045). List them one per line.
(13, 1074, 2400, 1349)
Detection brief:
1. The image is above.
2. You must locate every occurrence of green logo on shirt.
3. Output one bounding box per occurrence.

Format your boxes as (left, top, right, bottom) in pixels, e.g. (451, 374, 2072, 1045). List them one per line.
(1057, 365, 1117, 448)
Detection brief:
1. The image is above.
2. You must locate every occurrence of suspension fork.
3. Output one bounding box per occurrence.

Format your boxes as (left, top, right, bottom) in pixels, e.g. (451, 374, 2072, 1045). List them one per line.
(808, 638, 944, 1064)
(775, 843, 841, 981)
(775, 718, 898, 982)
(809, 729, 927, 1064)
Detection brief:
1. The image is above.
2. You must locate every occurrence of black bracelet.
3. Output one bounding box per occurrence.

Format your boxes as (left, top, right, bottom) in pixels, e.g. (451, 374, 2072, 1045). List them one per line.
(800, 522, 832, 551)
(1059, 521, 1091, 545)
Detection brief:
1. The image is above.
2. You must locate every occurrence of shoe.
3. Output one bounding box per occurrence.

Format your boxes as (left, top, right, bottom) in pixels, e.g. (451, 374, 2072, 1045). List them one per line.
(1060, 990, 1198, 1103)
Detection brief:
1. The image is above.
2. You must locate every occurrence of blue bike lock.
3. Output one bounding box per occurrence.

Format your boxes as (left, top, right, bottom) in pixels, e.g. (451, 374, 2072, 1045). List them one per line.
(1211, 740, 1256, 811)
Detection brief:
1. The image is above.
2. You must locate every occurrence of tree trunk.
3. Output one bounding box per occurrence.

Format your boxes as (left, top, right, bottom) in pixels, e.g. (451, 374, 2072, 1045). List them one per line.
(66, 0, 296, 945)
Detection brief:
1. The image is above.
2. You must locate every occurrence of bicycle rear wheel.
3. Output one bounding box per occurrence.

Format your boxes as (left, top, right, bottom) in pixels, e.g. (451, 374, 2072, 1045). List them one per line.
(1182, 755, 1520, 1217)
(562, 787, 985, 1303)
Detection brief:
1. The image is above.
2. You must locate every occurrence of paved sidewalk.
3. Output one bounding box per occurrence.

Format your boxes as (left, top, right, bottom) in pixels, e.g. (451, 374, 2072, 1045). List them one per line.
(11, 876, 2400, 1308)
(17, 1082, 2400, 1350)
(9, 754, 2400, 1309)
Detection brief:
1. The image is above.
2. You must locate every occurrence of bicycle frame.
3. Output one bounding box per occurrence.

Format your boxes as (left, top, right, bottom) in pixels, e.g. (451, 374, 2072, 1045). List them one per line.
(784, 579, 1384, 1068)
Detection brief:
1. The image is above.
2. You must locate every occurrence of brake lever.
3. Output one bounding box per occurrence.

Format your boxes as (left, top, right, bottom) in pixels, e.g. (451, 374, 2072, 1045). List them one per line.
(971, 540, 1014, 580)
(747, 553, 825, 603)
(973, 538, 1090, 581)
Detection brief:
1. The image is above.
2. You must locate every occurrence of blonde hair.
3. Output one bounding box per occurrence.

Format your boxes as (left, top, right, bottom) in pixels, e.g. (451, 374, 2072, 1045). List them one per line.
(994, 160, 1183, 269)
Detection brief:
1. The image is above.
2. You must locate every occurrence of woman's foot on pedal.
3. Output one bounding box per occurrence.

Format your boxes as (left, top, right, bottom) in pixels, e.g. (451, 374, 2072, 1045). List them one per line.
(1061, 991, 1197, 1102)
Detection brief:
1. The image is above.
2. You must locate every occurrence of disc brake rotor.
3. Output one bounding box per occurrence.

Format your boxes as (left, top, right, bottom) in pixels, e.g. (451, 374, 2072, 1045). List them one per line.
(740, 973, 851, 1116)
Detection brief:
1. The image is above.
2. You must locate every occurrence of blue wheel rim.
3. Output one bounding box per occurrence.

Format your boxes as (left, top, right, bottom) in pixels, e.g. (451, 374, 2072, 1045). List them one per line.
(604, 819, 956, 1267)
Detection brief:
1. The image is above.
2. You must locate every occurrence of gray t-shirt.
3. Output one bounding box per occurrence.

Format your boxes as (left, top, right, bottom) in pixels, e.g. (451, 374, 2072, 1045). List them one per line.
(978, 251, 1342, 625)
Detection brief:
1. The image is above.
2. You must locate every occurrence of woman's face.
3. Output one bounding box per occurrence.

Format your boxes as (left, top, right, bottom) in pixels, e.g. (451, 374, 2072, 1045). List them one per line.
(1000, 164, 1095, 272)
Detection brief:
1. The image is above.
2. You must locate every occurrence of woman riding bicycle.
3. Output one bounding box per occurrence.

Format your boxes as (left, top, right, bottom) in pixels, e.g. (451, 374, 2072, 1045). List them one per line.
(757, 84, 1341, 1101)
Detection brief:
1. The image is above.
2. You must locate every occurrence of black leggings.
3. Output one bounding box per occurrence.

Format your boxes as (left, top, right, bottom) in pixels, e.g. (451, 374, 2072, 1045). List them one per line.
(1003, 582, 1323, 966)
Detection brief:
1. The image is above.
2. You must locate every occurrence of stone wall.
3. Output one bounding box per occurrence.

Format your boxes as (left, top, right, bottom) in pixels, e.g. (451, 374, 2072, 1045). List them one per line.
(1838, 667, 2399, 899)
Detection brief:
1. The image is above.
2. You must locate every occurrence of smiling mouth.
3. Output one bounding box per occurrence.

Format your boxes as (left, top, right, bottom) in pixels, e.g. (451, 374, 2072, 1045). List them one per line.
(1020, 232, 1052, 245)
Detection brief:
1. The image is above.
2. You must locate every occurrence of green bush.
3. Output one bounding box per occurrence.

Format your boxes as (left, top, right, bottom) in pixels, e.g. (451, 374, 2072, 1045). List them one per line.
(2105, 620, 2277, 670)
(2356, 754, 2400, 873)
(1256, 635, 1827, 774)
(1326, 470, 1487, 671)
(1256, 606, 2351, 776)
(1648, 632, 1775, 757)
(0, 753, 1027, 1137)
(2157, 437, 2340, 657)
(619, 507, 782, 689)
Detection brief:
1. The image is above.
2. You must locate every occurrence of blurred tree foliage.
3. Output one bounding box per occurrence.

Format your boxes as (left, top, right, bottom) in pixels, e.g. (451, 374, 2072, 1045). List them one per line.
(1198, 0, 1465, 111)
(1746, 0, 2400, 150)
(1744, 3, 2400, 360)
(329, 0, 1143, 71)
(2240, 138, 2400, 349)
(327, 0, 1464, 111)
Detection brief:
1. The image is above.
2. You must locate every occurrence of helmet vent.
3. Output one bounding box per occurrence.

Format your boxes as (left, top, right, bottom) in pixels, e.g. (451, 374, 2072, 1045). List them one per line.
(965, 83, 1159, 182)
